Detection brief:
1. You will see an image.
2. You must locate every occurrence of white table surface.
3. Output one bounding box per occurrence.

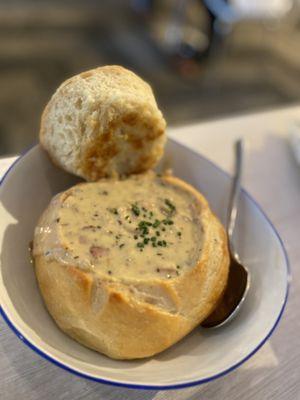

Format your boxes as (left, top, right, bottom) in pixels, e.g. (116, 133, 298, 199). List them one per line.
(1, 105, 300, 400)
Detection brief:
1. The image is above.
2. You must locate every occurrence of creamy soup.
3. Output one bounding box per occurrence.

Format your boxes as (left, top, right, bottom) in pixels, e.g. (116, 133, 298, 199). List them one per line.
(34, 174, 203, 280)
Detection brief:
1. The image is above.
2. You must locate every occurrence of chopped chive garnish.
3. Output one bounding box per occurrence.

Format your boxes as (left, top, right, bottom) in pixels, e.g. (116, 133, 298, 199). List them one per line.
(165, 199, 176, 212)
(153, 219, 160, 228)
(131, 204, 140, 216)
(108, 207, 118, 215)
(162, 219, 173, 225)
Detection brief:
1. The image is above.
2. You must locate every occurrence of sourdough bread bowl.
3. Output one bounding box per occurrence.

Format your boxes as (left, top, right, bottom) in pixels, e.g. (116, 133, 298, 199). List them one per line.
(34, 65, 229, 359)
(33, 172, 229, 360)
(40, 66, 166, 181)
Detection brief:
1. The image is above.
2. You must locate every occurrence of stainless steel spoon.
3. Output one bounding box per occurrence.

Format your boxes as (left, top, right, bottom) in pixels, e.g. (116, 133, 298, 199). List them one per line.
(201, 139, 250, 328)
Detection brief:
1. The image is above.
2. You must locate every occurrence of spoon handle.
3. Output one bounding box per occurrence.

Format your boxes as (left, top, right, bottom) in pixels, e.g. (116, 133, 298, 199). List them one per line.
(227, 139, 244, 247)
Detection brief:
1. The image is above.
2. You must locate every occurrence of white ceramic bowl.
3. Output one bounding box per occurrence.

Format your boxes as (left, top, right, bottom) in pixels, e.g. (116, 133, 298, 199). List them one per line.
(0, 140, 290, 390)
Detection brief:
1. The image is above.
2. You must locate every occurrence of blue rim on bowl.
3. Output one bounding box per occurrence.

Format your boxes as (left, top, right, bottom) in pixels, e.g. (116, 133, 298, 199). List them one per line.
(0, 142, 290, 390)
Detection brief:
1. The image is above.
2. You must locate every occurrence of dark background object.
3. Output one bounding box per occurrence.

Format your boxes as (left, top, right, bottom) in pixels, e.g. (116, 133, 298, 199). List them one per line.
(0, 0, 299, 155)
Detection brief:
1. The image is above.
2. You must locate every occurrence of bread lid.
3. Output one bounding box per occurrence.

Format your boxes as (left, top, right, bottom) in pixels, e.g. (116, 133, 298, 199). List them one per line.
(39, 66, 166, 181)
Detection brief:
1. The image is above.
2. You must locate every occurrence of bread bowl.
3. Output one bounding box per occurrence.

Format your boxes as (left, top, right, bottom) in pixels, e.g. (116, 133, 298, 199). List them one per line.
(39, 66, 166, 181)
(33, 171, 229, 359)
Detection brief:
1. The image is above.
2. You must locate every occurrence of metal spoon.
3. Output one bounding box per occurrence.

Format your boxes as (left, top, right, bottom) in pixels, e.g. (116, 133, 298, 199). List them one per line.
(201, 139, 250, 328)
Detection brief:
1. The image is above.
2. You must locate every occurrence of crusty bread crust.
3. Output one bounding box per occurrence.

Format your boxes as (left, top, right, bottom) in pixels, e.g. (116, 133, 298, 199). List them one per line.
(33, 175, 229, 359)
(40, 66, 166, 181)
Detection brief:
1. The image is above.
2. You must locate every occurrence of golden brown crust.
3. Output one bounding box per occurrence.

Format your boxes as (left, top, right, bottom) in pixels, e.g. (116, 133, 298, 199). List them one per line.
(33, 175, 229, 359)
(39, 65, 166, 181)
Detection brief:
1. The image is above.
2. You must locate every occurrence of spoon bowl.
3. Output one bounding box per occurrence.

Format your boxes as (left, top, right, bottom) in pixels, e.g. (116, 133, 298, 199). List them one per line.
(201, 254, 250, 328)
(202, 139, 250, 328)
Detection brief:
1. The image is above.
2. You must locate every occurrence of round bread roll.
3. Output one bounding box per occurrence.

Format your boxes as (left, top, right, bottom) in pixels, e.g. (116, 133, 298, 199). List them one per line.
(40, 66, 166, 181)
(33, 172, 229, 359)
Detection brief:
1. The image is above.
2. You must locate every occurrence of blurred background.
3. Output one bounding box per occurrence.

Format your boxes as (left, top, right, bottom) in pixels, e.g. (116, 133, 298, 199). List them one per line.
(0, 0, 300, 155)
